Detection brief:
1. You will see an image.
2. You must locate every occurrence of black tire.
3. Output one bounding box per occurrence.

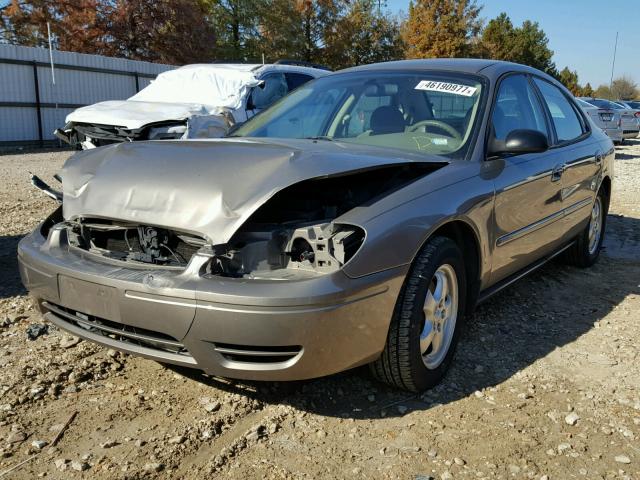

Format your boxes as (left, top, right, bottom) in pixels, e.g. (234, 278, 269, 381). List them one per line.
(370, 236, 466, 392)
(566, 189, 608, 268)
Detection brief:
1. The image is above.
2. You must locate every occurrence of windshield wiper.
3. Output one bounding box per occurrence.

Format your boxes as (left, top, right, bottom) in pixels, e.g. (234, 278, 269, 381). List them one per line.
(304, 136, 333, 142)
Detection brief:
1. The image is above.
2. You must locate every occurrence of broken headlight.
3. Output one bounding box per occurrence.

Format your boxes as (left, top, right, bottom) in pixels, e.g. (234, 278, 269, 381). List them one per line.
(147, 124, 187, 140)
(208, 223, 365, 279)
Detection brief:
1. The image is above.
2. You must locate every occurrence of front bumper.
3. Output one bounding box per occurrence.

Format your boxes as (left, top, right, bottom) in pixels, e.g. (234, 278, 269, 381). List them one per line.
(18, 223, 406, 381)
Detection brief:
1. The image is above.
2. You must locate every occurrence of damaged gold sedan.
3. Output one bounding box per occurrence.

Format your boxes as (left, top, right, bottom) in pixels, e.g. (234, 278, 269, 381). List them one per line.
(19, 59, 613, 391)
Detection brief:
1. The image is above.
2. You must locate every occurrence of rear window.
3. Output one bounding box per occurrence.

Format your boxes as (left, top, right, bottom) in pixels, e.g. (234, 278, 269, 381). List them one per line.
(577, 99, 596, 109)
(588, 99, 623, 110)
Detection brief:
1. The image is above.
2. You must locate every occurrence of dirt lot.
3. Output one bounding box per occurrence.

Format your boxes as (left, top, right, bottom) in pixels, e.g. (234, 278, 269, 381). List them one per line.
(0, 141, 639, 480)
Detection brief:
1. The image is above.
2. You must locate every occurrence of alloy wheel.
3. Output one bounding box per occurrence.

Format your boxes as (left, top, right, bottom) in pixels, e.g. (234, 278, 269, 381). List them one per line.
(420, 264, 459, 369)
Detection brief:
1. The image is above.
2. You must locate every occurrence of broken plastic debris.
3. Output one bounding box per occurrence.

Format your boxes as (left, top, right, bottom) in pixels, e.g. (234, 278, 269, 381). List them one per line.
(26, 324, 49, 341)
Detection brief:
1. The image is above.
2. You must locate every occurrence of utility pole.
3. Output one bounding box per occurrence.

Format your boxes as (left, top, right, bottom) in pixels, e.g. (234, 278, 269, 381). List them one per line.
(609, 31, 618, 92)
(47, 22, 55, 86)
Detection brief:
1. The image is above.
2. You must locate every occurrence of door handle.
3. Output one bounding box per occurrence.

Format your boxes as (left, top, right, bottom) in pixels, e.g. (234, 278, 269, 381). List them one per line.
(551, 164, 565, 182)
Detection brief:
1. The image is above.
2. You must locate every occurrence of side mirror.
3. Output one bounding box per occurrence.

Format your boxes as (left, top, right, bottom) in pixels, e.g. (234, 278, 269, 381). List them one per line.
(488, 129, 549, 157)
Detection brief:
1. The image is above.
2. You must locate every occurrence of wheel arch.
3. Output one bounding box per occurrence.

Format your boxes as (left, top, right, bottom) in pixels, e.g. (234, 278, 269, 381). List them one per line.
(599, 175, 612, 209)
(418, 219, 483, 314)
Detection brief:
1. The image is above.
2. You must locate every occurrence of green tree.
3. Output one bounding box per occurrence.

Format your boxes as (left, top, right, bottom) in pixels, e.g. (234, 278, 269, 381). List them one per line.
(324, 0, 403, 69)
(513, 20, 556, 74)
(610, 75, 639, 100)
(582, 82, 594, 98)
(205, 0, 263, 61)
(477, 12, 515, 59)
(558, 67, 580, 96)
(401, 0, 482, 59)
(594, 84, 613, 99)
(478, 13, 556, 75)
(258, 0, 345, 64)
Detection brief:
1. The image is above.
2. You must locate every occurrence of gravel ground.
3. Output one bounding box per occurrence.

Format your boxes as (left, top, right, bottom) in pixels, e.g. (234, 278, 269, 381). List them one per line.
(0, 141, 639, 479)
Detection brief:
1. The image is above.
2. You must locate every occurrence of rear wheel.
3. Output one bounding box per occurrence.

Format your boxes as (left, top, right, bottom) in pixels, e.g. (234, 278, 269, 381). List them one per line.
(566, 190, 607, 267)
(370, 236, 466, 392)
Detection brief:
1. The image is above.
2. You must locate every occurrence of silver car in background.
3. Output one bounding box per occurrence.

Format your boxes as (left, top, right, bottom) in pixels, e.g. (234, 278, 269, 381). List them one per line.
(579, 97, 640, 140)
(617, 100, 640, 110)
(615, 100, 640, 134)
(576, 98, 623, 144)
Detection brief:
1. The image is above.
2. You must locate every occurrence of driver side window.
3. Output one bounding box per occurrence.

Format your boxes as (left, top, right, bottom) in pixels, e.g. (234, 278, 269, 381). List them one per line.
(492, 75, 548, 141)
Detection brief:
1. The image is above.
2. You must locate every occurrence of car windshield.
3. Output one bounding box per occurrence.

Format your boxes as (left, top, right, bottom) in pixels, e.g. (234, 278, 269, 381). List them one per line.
(231, 71, 485, 159)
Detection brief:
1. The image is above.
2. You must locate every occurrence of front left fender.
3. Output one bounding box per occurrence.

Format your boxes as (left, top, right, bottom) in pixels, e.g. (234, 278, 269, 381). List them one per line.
(340, 163, 495, 287)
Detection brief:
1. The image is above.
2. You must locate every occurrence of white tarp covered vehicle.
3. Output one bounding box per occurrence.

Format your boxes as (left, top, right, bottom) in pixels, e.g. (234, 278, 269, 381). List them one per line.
(55, 62, 329, 149)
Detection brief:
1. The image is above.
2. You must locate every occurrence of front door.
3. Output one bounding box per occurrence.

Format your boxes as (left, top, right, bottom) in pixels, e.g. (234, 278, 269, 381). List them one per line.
(489, 74, 566, 283)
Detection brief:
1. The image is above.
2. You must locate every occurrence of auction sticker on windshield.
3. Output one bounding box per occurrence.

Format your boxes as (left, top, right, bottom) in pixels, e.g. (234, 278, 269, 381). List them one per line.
(415, 80, 478, 97)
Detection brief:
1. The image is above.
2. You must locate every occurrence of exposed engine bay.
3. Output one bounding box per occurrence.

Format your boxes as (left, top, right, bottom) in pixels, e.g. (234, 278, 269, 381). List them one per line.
(56, 111, 235, 149)
(38, 163, 439, 279)
(64, 219, 206, 268)
(56, 121, 188, 149)
(207, 164, 437, 279)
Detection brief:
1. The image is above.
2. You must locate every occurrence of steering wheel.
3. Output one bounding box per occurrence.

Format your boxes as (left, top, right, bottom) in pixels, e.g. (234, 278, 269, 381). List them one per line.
(407, 120, 462, 140)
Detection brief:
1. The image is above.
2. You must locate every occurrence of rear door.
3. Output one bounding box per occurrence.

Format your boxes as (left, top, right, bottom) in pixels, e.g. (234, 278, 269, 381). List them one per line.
(531, 77, 601, 240)
(490, 74, 567, 283)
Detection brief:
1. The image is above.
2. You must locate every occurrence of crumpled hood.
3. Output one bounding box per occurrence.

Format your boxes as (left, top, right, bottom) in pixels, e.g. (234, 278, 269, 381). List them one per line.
(61, 139, 444, 244)
(65, 100, 220, 130)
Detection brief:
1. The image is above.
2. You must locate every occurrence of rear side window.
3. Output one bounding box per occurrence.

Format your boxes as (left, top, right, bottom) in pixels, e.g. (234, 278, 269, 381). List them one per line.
(533, 78, 585, 143)
(285, 73, 314, 92)
(491, 74, 548, 141)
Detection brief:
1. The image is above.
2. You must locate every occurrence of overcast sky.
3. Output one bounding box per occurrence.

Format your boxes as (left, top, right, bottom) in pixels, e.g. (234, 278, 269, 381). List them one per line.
(387, 0, 639, 87)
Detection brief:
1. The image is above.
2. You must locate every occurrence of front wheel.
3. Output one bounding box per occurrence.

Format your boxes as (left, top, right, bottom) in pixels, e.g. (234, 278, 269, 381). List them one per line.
(370, 236, 466, 392)
(566, 190, 607, 267)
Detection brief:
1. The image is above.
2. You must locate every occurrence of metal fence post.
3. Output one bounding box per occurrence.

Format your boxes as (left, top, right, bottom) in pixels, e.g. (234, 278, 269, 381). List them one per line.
(32, 61, 44, 147)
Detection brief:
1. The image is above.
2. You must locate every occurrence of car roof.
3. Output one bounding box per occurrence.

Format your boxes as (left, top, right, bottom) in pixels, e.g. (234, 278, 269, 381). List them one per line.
(341, 58, 546, 76)
(255, 64, 330, 77)
(175, 63, 328, 78)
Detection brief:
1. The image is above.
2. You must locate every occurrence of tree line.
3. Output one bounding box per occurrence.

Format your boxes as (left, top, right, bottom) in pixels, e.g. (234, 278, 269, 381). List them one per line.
(1, 0, 637, 99)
